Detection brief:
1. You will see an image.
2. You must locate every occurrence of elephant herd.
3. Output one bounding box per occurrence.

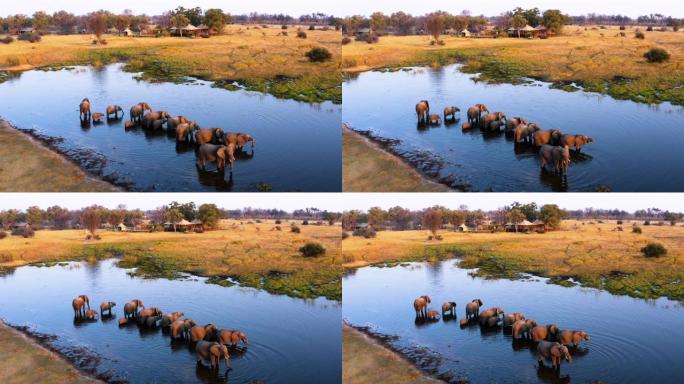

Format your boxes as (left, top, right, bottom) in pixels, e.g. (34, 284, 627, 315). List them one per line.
(71, 294, 248, 371)
(78, 98, 256, 175)
(415, 100, 595, 177)
(413, 295, 590, 370)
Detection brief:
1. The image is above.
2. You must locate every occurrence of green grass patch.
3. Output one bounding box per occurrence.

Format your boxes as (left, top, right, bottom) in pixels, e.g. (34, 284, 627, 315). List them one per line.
(230, 265, 341, 301)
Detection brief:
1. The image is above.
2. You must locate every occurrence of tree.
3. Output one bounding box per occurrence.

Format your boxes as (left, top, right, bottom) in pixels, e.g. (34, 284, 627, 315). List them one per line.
(370, 12, 390, 34)
(367, 207, 387, 228)
(542, 9, 569, 34)
(341, 210, 360, 231)
(168, 201, 196, 221)
(422, 207, 443, 236)
(663, 211, 683, 226)
(26, 206, 44, 227)
(507, 208, 525, 232)
(32, 11, 52, 34)
(343, 15, 365, 35)
(390, 12, 414, 35)
(81, 207, 101, 237)
(198, 203, 221, 229)
(88, 11, 107, 41)
(46, 205, 71, 229)
(425, 13, 444, 41)
(510, 14, 526, 37)
(448, 210, 467, 227)
(113, 15, 130, 35)
(204, 8, 227, 34)
(172, 13, 190, 36)
(452, 15, 469, 33)
(52, 11, 77, 34)
(173, 6, 203, 26)
(512, 7, 541, 27)
(388, 206, 413, 230)
(539, 204, 566, 229)
(165, 208, 183, 232)
(511, 202, 537, 221)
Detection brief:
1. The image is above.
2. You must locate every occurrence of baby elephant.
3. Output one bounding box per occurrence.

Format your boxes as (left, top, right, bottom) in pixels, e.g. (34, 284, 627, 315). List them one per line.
(441, 302, 456, 317)
(160, 312, 184, 328)
(99, 301, 116, 316)
(537, 341, 572, 369)
(196, 143, 235, 172)
(426, 310, 441, 321)
(84, 309, 98, 320)
(92, 113, 105, 123)
(196, 341, 230, 370)
(428, 114, 441, 125)
(559, 330, 590, 347)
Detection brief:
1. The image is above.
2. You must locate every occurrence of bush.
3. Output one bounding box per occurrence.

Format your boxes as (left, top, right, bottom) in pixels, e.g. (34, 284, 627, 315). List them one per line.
(366, 34, 379, 43)
(305, 47, 332, 62)
(341, 37, 351, 45)
(0, 231, 7, 239)
(619, 25, 626, 30)
(632, 226, 642, 233)
(342, 232, 349, 239)
(291, 225, 301, 233)
(275, 226, 282, 231)
(0, 36, 14, 44)
(281, 25, 288, 29)
(281, 31, 288, 36)
(308, 25, 315, 31)
(302, 220, 309, 225)
(635, 31, 645, 39)
(644, 47, 670, 63)
(18, 33, 41, 43)
(353, 227, 376, 238)
(641, 242, 667, 257)
(299, 242, 326, 257)
(646, 26, 653, 31)
(644, 220, 650, 225)
(617, 220, 623, 225)
(297, 31, 307, 38)
(275, 220, 282, 224)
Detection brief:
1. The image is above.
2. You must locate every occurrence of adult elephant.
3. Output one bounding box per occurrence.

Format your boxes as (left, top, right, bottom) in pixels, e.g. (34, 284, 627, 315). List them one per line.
(514, 124, 540, 143)
(478, 307, 504, 326)
(533, 129, 562, 146)
(537, 341, 572, 369)
(193, 128, 226, 145)
(160, 312, 184, 328)
(176, 122, 200, 142)
(217, 330, 249, 347)
(559, 330, 590, 347)
(79, 98, 91, 122)
(482, 112, 506, 130)
(467, 104, 489, 125)
(512, 319, 538, 339)
(195, 341, 230, 370)
(540, 144, 570, 175)
(196, 143, 235, 172)
(167, 116, 191, 131)
(441, 302, 456, 317)
(190, 323, 219, 342)
(137, 307, 162, 325)
(72, 295, 90, 318)
(503, 312, 525, 328)
(144, 314, 162, 327)
(465, 299, 483, 319)
(129, 102, 152, 124)
(443, 106, 460, 121)
(413, 295, 431, 317)
(171, 319, 197, 339)
(123, 299, 144, 319)
(505, 117, 528, 131)
(415, 100, 430, 124)
(106, 105, 124, 119)
(225, 133, 255, 150)
(99, 301, 116, 316)
(561, 134, 593, 152)
(532, 324, 560, 342)
(142, 111, 170, 129)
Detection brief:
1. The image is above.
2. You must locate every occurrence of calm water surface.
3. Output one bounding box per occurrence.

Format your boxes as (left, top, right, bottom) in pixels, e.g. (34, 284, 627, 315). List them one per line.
(0, 64, 341, 191)
(0, 260, 341, 383)
(343, 65, 684, 191)
(343, 260, 684, 383)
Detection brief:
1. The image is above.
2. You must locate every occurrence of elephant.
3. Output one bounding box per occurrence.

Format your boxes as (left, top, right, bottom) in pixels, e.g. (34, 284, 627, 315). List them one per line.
(415, 100, 430, 124)
(124, 120, 133, 129)
(145, 314, 162, 328)
(503, 312, 525, 328)
(443, 106, 460, 121)
(441, 302, 456, 317)
(462, 122, 473, 130)
(532, 324, 560, 342)
(478, 307, 504, 326)
(482, 112, 506, 130)
(92, 113, 104, 123)
(72, 296, 88, 318)
(487, 120, 504, 131)
(512, 319, 538, 339)
(196, 143, 235, 172)
(514, 124, 540, 143)
(467, 104, 489, 125)
(428, 114, 441, 125)
(142, 111, 170, 129)
(171, 319, 197, 339)
(426, 310, 441, 320)
(465, 299, 483, 319)
(195, 341, 230, 370)
(100, 301, 116, 316)
(129, 102, 152, 123)
(123, 299, 145, 319)
(167, 116, 191, 131)
(537, 341, 572, 369)
(84, 309, 98, 320)
(505, 117, 528, 131)
(160, 312, 184, 328)
(193, 128, 226, 145)
(217, 330, 249, 347)
(106, 105, 124, 119)
(533, 129, 562, 147)
(485, 316, 501, 327)
(559, 330, 590, 347)
(561, 134, 593, 152)
(118, 318, 128, 327)
(413, 295, 431, 317)
(540, 144, 570, 175)
(224, 133, 255, 150)
(190, 323, 219, 342)
(176, 122, 200, 142)
(137, 307, 162, 325)
(459, 318, 469, 327)
(79, 98, 91, 121)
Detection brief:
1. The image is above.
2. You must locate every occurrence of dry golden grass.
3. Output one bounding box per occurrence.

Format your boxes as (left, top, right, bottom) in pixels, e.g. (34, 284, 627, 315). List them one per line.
(0, 322, 97, 384)
(343, 324, 438, 384)
(0, 120, 118, 192)
(343, 26, 684, 105)
(342, 127, 449, 192)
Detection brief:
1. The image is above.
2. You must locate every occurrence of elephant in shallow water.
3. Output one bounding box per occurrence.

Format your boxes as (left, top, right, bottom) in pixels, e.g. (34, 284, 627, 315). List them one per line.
(224, 133, 255, 150)
(72, 295, 90, 318)
(79, 98, 91, 121)
(559, 330, 590, 347)
(478, 307, 504, 326)
(413, 295, 432, 317)
(503, 312, 525, 328)
(443, 106, 460, 121)
(167, 116, 191, 131)
(190, 323, 219, 342)
(540, 144, 570, 175)
(177, 122, 200, 142)
(426, 310, 441, 320)
(415, 100, 430, 124)
(465, 299, 483, 319)
(171, 319, 196, 339)
(161, 312, 184, 328)
(137, 307, 162, 325)
(130, 102, 152, 123)
(196, 143, 235, 172)
(442, 302, 456, 317)
(467, 104, 489, 125)
(537, 341, 572, 369)
(505, 117, 528, 131)
(196, 341, 230, 370)
(561, 134, 593, 152)
(193, 128, 226, 145)
(428, 114, 441, 125)
(515, 124, 540, 143)
(123, 299, 144, 319)
(142, 111, 170, 129)
(218, 330, 249, 346)
(84, 309, 98, 320)
(100, 301, 116, 316)
(532, 324, 560, 342)
(512, 319, 538, 339)
(106, 105, 124, 119)
(482, 112, 506, 130)
(533, 129, 562, 146)
(92, 113, 104, 123)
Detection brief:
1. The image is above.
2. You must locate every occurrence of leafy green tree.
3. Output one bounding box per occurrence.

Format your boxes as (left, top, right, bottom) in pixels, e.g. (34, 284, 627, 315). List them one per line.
(198, 203, 221, 229)
(26, 206, 44, 227)
(32, 11, 52, 33)
(165, 209, 183, 232)
(168, 201, 196, 220)
(542, 9, 569, 34)
(388, 206, 413, 230)
(512, 7, 541, 27)
(507, 208, 525, 232)
(510, 14, 526, 37)
(171, 13, 190, 36)
(539, 204, 566, 229)
(370, 12, 390, 34)
(425, 12, 445, 40)
(204, 8, 227, 34)
(52, 11, 77, 34)
(81, 206, 102, 237)
(390, 11, 414, 35)
(341, 210, 360, 231)
(367, 207, 387, 228)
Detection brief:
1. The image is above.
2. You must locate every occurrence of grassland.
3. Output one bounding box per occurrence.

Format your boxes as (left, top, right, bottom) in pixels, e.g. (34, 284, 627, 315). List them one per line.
(342, 127, 450, 192)
(0, 25, 341, 103)
(0, 120, 118, 191)
(0, 322, 98, 384)
(342, 220, 684, 301)
(342, 324, 438, 384)
(0, 220, 341, 300)
(343, 26, 684, 106)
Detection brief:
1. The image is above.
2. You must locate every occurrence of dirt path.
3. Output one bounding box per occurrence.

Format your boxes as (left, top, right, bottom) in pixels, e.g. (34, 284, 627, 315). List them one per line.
(0, 120, 118, 191)
(0, 321, 100, 384)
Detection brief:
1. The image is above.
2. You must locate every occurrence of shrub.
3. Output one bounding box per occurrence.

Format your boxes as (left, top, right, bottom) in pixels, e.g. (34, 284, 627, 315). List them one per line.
(632, 226, 642, 233)
(644, 47, 670, 63)
(0, 231, 7, 239)
(275, 220, 282, 224)
(353, 227, 376, 238)
(635, 31, 645, 39)
(641, 242, 667, 257)
(341, 37, 351, 45)
(18, 33, 41, 43)
(342, 232, 349, 239)
(281, 25, 288, 29)
(617, 220, 623, 225)
(299, 242, 326, 257)
(275, 226, 282, 231)
(281, 31, 288, 36)
(646, 26, 653, 31)
(308, 25, 315, 31)
(297, 31, 307, 38)
(619, 25, 626, 30)
(0, 36, 13, 44)
(302, 220, 309, 225)
(305, 47, 332, 62)
(644, 220, 650, 225)
(291, 225, 301, 233)
(366, 34, 379, 44)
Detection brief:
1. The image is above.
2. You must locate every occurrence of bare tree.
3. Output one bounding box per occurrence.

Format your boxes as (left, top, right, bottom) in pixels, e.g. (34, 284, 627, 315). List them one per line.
(81, 207, 101, 238)
(422, 208, 443, 236)
(88, 11, 107, 42)
(425, 13, 444, 41)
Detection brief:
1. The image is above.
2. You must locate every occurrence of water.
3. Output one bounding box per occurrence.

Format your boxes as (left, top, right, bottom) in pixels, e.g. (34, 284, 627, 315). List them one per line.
(0, 64, 341, 191)
(0, 260, 341, 383)
(343, 260, 684, 383)
(343, 65, 684, 191)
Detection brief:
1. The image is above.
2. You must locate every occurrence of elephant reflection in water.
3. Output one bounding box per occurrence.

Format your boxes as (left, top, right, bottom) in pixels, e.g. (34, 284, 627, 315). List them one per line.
(536, 364, 571, 384)
(195, 361, 229, 384)
(196, 167, 234, 191)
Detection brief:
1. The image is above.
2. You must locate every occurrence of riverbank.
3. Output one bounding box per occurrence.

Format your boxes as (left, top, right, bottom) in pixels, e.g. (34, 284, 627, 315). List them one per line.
(0, 120, 118, 192)
(0, 25, 341, 104)
(342, 26, 683, 106)
(0, 321, 99, 384)
(342, 220, 684, 301)
(342, 324, 439, 384)
(342, 126, 450, 192)
(0, 220, 341, 301)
